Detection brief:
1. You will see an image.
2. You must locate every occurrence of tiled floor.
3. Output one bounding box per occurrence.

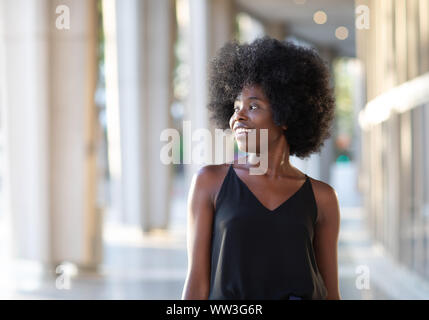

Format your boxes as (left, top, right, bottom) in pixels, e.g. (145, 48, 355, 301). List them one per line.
(337, 207, 391, 299)
(337, 207, 429, 299)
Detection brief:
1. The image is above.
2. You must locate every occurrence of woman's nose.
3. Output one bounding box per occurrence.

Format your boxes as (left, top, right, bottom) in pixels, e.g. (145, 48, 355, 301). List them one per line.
(235, 105, 248, 119)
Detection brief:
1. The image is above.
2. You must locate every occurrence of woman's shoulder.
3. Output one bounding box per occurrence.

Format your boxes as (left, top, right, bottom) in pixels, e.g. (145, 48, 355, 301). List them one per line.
(195, 163, 230, 181)
(306, 175, 340, 224)
(196, 156, 248, 179)
(193, 163, 232, 207)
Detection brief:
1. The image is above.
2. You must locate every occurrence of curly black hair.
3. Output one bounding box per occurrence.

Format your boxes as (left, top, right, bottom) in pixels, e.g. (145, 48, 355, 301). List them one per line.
(207, 36, 335, 159)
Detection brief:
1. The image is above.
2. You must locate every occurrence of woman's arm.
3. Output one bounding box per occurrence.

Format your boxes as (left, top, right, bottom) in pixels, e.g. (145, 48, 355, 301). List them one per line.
(181, 166, 216, 299)
(312, 182, 341, 300)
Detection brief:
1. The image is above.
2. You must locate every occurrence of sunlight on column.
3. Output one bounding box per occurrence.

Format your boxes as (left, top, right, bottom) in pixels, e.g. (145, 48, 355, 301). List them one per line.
(102, 0, 122, 180)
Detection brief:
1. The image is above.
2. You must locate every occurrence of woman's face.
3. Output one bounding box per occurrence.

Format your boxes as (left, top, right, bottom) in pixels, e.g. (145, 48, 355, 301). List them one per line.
(229, 84, 287, 154)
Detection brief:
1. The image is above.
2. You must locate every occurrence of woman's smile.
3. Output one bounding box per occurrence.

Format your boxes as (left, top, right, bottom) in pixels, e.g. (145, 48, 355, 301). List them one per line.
(234, 127, 256, 138)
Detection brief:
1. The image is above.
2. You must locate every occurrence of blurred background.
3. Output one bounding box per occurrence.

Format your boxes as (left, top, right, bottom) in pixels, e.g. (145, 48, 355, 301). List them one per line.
(0, 0, 428, 299)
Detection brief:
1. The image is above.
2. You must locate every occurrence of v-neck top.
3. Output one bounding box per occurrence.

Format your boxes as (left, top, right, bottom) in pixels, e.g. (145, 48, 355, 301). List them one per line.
(208, 163, 328, 300)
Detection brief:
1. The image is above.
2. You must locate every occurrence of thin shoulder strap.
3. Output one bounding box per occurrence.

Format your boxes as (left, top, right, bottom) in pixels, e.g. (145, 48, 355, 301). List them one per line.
(214, 163, 234, 211)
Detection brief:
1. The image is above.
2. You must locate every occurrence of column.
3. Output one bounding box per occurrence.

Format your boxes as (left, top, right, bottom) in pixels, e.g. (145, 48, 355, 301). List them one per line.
(142, 0, 176, 230)
(49, 0, 101, 269)
(0, 0, 51, 264)
(103, 0, 143, 226)
(103, 0, 175, 231)
(184, 0, 236, 192)
(0, 0, 100, 269)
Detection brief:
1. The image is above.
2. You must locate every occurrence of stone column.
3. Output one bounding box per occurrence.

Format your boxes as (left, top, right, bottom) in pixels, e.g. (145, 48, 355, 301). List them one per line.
(184, 0, 236, 192)
(103, 0, 143, 226)
(0, 0, 51, 264)
(0, 0, 101, 269)
(103, 0, 175, 231)
(49, 0, 101, 269)
(141, 0, 176, 230)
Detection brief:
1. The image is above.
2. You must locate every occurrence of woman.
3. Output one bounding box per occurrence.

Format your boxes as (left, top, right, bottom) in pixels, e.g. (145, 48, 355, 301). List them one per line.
(182, 36, 341, 300)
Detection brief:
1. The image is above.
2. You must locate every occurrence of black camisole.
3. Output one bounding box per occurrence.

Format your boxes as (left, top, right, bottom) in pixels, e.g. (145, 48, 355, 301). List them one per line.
(208, 163, 328, 300)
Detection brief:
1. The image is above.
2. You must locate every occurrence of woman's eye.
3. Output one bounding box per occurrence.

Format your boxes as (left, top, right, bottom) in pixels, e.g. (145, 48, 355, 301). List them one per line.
(233, 104, 257, 112)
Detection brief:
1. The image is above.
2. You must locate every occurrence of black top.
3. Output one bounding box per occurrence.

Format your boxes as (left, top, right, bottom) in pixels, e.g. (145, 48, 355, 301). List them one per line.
(208, 163, 328, 300)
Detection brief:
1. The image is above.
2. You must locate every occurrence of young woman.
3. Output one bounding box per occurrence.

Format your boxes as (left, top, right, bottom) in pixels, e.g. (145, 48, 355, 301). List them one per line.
(182, 36, 341, 300)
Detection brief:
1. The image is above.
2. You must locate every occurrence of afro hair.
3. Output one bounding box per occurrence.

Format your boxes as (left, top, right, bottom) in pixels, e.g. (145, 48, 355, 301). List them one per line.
(207, 36, 336, 159)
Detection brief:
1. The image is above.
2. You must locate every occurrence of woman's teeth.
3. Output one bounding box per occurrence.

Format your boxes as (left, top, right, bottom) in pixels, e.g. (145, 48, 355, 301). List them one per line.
(236, 128, 253, 134)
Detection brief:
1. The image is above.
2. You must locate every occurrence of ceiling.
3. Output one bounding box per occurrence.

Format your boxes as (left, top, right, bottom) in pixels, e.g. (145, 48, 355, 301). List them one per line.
(235, 0, 356, 57)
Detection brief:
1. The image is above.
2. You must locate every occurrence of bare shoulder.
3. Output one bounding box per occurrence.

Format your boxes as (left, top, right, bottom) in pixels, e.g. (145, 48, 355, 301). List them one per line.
(307, 176, 340, 225)
(193, 163, 230, 188)
(191, 163, 231, 209)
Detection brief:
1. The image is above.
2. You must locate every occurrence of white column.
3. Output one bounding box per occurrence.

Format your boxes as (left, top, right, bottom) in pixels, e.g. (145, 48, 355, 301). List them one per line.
(1, 0, 100, 268)
(103, 0, 175, 231)
(49, 0, 100, 268)
(0, 0, 50, 264)
(140, 0, 175, 231)
(102, 0, 124, 224)
(116, 0, 143, 226)
(103, 0, 144, 226)
(184, 0, 209, 193)
(184, 0, 236, 191)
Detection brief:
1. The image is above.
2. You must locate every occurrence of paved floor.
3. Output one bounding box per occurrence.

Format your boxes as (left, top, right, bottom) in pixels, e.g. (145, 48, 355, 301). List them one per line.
(337, 207, 390, 299)
(337, 207, 429, 299)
